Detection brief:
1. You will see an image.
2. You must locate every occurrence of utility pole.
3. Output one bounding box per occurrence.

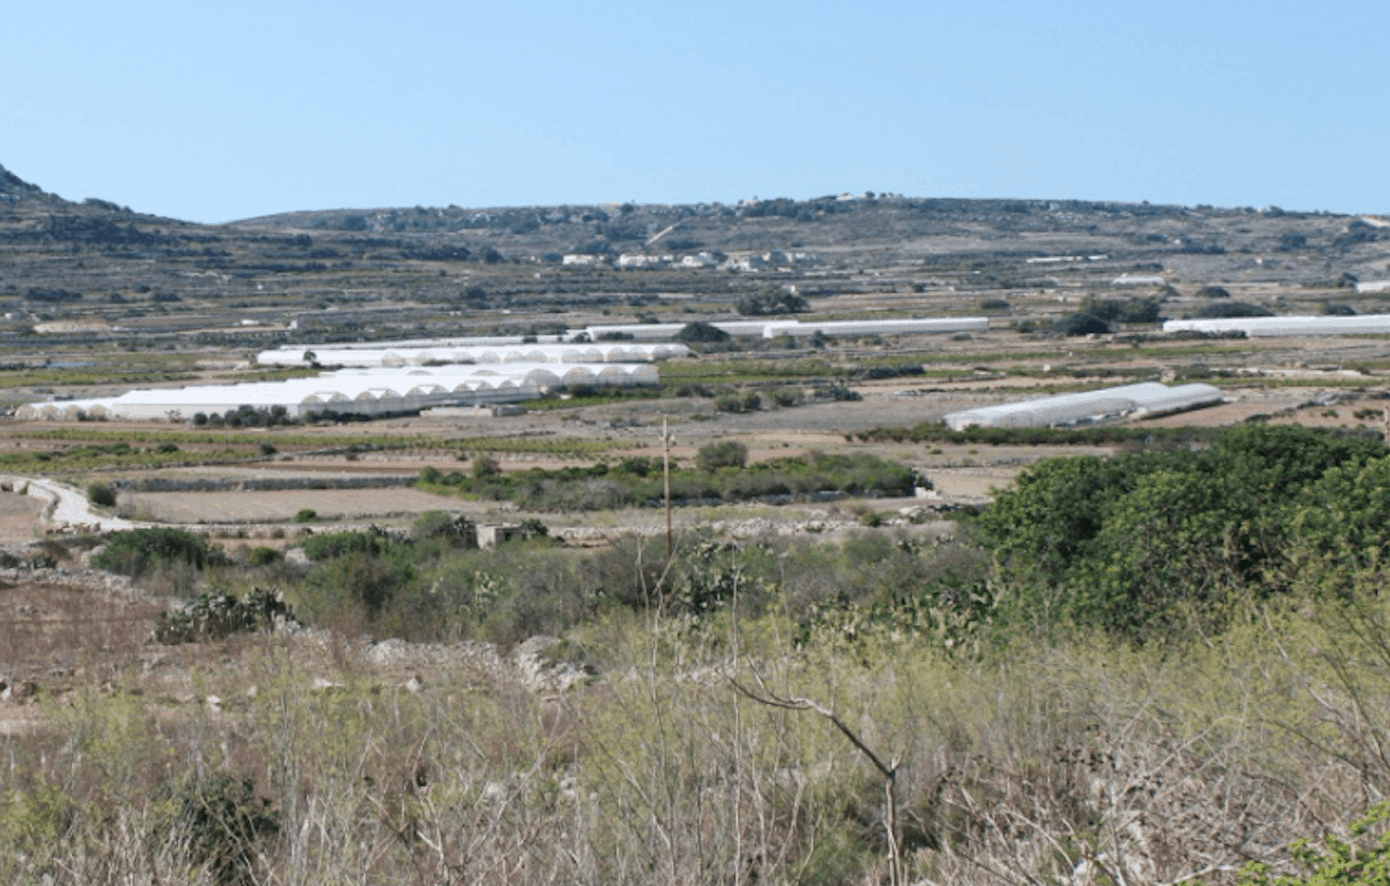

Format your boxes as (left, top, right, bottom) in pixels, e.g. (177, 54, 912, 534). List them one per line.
(662, 416, 673, 562)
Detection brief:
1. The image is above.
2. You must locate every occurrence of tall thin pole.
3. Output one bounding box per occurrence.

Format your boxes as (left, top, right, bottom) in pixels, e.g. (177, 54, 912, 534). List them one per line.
(663, 416, 673, 562)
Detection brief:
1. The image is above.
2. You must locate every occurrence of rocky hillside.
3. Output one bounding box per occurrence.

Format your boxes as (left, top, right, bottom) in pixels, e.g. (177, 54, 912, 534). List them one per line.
(2, 160, 1390, 354)
(0, 163, 61, 206)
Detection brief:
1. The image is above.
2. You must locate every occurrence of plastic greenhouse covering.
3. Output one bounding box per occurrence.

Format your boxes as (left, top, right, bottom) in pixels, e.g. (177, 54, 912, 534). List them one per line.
(17, 362, 660, 422)
(256, 342, 692, 367)
(941, 382, 1223, 431)
(1163, 314, 1390, 337)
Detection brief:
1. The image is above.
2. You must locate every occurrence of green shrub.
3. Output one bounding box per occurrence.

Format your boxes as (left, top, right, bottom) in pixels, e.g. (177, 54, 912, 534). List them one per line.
(154, 587, 296, 644)
(293, 508, 317, 523)
(697, 440, 749, 471)
(300, 530, 389, 561)
(416, 465, 442, 484)
(975, 424, 1387, 639)
(1237, 801, 1390, 885)
(247, 546, 281, 567)
(158, 771, 278, 886)
(91, 527, 225, 580)
(410, 510, 477, 546)
(87, 481, 117, 508)
(771, 388, 803, 408)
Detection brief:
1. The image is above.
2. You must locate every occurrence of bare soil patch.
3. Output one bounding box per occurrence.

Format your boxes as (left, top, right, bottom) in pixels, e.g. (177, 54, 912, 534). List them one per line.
(0, 490, 43, 543)
(123, 486, 465, 524)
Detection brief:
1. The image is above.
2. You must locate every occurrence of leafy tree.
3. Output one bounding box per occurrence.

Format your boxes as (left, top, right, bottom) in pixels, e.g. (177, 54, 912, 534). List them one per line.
(977, 425, 1385, 638)
(1193, 301, 1273, 319)
(675, 321, 731, 343)
(1053, 312, 1111, 336)
(1078, 295, 1164, 324)
(736, 289, 809, 316)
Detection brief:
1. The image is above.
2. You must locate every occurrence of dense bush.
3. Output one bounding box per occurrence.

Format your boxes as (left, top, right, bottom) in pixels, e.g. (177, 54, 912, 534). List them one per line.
(696, 439, 749, 471)
(157, 772, 278, 886)
(300, 529, 392, 561)
(975, 424, 1386, 639)
(736, 289, 809, 316)
(87, 481, 117, 508)
(1053, 312, 1111, 336)
(1193, 300, 1274, 318)
(713, 390, 761, 413)
(91, 527, 226, 580)
(675, 321, 731, 342)
(154, 587, 297, 644)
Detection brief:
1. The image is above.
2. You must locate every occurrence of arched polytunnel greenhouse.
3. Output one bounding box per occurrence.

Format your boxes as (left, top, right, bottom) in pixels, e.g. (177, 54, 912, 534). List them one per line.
(942, 382, 1224, 430)
(1163, 314, 1390, 337)
(17, 361, 663, 422)
(257, 342, 692, 367)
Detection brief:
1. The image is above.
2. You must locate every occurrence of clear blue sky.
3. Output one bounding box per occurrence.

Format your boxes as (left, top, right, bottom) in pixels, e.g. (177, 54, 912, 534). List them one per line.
(4, 0, 1386, 223)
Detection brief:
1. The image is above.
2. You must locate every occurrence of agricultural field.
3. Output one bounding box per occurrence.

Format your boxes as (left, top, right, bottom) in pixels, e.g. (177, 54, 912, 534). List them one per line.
(8, 177, 1390, 883)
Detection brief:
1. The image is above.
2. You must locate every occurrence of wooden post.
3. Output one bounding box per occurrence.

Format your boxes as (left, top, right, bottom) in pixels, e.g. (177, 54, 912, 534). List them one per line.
(663, 416, 673, 562)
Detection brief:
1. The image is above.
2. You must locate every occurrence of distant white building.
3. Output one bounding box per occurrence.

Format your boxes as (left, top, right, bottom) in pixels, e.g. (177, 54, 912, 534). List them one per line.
(1113, 275, 1166, 286)
(617, 254, 672, 269)
(562, 254, 607, 266)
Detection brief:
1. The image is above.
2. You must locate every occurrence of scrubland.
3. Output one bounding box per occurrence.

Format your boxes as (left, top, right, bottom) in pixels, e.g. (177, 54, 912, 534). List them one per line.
(8, 423, 1390, 885)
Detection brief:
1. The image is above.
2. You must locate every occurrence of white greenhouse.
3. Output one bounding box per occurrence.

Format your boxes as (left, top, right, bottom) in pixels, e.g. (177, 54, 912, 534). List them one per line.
(257, 342, 691, 367)
(580, 317, 990, 342)
(760, 318, 989, 339)
(1163, 314, 1390, 337)
(941, 382, 1224, 431)
(17, 361, 662, 422)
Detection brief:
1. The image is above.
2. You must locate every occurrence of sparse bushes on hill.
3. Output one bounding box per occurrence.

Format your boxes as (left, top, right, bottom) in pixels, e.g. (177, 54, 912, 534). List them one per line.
(713, 390, 761, 413)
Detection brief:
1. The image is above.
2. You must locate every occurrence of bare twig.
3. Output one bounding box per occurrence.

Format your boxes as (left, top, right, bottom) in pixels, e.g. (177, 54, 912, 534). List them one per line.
(730, 672, 904, 886)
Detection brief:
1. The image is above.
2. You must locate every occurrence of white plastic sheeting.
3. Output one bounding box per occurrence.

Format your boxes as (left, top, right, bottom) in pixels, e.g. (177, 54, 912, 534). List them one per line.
(583, 317, 989, 341)
(941, 382, 1224, 431)
(258, 342, 691, 367)
(1163, 315, 1390, 337)
(16, 362, 660, 422)
(759, 318, 989, 339)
